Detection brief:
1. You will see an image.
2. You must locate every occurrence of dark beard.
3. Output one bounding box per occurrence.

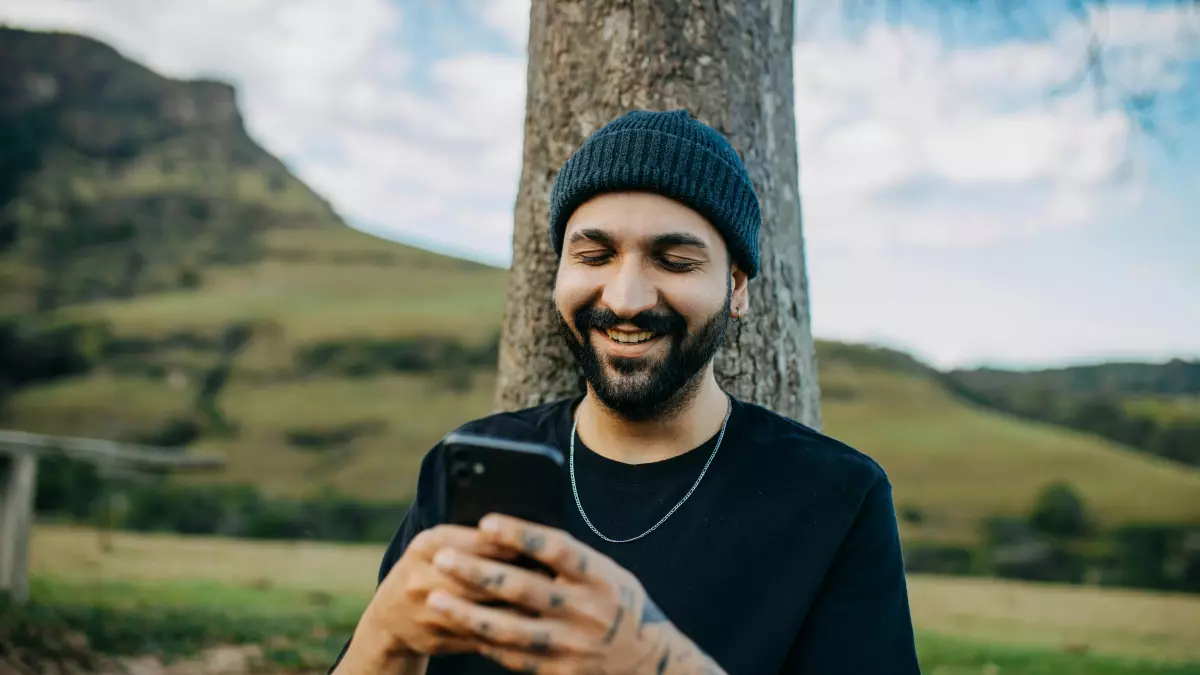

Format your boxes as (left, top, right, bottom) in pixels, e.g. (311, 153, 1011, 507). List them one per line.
(555, 283, 732, 422)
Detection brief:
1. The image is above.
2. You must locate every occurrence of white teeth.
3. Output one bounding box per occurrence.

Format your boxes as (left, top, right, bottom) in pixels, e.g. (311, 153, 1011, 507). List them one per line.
(605, 329, 656, 344)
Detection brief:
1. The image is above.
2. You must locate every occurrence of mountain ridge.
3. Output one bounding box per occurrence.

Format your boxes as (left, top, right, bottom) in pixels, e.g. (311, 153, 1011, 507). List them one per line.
(0, 26, 490, 316)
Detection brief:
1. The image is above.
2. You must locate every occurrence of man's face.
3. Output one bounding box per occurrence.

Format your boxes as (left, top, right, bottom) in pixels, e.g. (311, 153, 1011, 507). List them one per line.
(553, 192, 750, 421)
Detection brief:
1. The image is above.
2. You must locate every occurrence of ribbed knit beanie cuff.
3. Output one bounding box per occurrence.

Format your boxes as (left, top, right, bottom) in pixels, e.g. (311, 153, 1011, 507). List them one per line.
(548, 109, 762, 279)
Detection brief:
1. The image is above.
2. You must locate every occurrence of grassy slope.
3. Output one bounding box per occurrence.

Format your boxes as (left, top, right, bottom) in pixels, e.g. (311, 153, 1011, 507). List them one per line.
(819, 359, 1200, 542)
(6, 242, 1200, 535)
(28, 524, 1200, 667)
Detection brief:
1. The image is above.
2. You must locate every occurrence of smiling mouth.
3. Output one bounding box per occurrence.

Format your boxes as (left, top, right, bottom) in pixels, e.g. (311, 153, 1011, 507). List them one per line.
(603, 328, 658, 344)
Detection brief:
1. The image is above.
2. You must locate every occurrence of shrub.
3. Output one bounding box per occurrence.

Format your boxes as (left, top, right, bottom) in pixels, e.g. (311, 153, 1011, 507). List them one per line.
(295, 333, 500, 378)
(127, 417, 202, 448)
(903, 545, 974, 575)
(37, 478, 409, 544)
(900, 506, 924, 524)
(1104, 524, 1200, 592)
(1030, 481, 1091, 539)
(284, 420, 386, 452)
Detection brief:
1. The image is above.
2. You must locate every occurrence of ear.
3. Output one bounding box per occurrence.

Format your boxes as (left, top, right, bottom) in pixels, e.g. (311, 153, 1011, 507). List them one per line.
(729, 263, 750, 320)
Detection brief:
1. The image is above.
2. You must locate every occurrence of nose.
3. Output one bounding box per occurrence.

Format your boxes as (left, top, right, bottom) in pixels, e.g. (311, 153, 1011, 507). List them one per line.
(600, 257, 658, 321)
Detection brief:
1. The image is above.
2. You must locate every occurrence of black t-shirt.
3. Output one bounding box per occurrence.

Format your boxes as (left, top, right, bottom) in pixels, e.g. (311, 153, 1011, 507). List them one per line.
(331, 395, 921, 674)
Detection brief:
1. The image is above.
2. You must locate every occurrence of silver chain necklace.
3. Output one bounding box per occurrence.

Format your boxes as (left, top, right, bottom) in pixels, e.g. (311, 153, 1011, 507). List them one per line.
(569, 396, 732, 544)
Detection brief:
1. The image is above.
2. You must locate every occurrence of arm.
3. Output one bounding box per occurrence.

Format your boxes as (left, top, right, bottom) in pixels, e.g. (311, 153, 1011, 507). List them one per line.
(329, 507, 427, 675)
(781, 475, 921, 674)
(332, 629, 428, 675)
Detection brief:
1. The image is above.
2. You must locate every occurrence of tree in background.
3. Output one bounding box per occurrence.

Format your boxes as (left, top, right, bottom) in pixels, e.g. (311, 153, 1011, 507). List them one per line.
(494, 1, 822, 428)
(1030, 481, 1092, 539)
(492, 0, 1196, 423)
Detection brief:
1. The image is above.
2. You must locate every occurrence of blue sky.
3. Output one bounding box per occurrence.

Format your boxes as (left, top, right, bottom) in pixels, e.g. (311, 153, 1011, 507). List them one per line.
(1, 0, 1196, 370)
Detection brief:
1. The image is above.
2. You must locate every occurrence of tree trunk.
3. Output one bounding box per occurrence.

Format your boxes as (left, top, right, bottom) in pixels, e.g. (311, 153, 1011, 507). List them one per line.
(494, 0, 822, 430)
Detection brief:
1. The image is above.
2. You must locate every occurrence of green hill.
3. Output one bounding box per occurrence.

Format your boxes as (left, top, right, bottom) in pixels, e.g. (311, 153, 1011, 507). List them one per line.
(0, 25, 494, 314)
(947, 361, 1200, 467)
(818, 347, 1200, 543)
(2, 27, 1198, 553)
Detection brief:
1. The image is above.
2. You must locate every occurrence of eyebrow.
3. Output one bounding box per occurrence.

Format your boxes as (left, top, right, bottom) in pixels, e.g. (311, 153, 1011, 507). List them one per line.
(567, 229, 709, 251)
(649, 232, 708, 251)
(568, 228, 613, 246)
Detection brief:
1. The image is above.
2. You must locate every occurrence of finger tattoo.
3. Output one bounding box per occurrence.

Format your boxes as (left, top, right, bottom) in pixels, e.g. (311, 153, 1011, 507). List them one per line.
(638, 596, 668, 636)
(530, 631, 551, 654)
(477, 571, 506, 588)
(549, 592, 565, 609)
(521, 530, 546, 553)
(603, 605, 625, 644)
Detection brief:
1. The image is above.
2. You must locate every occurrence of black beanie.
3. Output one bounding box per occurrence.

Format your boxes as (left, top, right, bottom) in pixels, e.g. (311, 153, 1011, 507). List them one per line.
(548, 109, 762, 279)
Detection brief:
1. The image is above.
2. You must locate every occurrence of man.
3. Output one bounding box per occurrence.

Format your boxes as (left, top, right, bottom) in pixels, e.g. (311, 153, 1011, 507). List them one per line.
(330, 109, 921, 674)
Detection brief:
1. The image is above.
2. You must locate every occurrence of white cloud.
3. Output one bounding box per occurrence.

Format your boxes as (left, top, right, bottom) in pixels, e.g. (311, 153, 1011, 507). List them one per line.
(475, 0, 530, 50)
(0, 0, 528, 264)
(790, 4, 1200, 254)
(1, 0, 1197, 366)
(6, 0, 1186, 263)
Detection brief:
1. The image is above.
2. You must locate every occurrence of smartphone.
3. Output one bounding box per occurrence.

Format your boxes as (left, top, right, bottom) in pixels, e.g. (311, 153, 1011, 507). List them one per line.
(440, 431, 566, 531)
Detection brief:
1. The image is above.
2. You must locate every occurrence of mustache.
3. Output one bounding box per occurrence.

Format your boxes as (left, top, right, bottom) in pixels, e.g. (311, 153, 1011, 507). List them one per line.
(574, 305, 687, 336)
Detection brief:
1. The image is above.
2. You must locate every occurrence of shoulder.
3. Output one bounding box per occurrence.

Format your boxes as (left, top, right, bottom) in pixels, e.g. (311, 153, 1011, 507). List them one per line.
(732, 397, 890, 499)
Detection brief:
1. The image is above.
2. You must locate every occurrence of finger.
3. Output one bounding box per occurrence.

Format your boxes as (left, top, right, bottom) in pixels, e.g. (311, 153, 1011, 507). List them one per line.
(426, 589, 587, 655)
(411, 628, 482, 655)
(432, 548, 579, 616)
(478, 514, 598, 582)
(475, 644, 562, 675)
(425, 565, 498, 605)
(408, 524, 522, 562)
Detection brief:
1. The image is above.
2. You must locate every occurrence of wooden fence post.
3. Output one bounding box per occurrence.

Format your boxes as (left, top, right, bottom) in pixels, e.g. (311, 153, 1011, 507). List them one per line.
(0, 429, 224, 605)
(0, 450, 38, 603)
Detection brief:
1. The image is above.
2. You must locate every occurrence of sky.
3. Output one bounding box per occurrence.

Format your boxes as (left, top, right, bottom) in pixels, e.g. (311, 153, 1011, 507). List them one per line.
(1, 0, 1197, 370)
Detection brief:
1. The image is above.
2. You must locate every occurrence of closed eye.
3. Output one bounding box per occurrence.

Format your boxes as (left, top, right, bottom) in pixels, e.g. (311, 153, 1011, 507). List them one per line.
(574, 251, 611, 265)
(658, 257, 699, 272)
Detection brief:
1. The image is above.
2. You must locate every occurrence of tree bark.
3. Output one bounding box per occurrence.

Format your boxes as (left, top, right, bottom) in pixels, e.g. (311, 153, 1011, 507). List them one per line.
(495, 0, 822, 430)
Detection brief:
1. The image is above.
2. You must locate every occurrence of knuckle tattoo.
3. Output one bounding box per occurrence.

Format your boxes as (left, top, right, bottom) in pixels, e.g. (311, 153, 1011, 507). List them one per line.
(530, 630, 552, 653)
(521, 529, 547, 553)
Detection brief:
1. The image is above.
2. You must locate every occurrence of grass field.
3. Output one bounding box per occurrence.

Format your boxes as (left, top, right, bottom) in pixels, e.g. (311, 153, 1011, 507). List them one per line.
(25, 525, 1200, 674)
(10, 354, 1200, 544)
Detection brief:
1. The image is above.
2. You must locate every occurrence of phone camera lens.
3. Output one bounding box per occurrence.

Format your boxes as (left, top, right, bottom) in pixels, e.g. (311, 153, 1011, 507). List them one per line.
(450, 461, 471, 481)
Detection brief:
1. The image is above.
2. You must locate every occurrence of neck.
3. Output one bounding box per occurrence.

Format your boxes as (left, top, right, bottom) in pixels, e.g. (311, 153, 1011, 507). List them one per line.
(575, 371, 730, 465)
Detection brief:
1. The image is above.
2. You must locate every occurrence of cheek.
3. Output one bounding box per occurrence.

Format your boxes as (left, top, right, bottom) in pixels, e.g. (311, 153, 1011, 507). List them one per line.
(553, 266, 594, 317)
(663, 284, 726, 327)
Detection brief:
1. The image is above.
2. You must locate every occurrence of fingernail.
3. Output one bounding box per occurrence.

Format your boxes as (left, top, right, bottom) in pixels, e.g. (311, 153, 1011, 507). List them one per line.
(480, 516, 501, 534)
(433, 549, 455, 569)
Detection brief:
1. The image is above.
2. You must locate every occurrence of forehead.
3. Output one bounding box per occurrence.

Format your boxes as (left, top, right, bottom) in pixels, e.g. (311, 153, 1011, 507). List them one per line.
(563, 191, 722, 247)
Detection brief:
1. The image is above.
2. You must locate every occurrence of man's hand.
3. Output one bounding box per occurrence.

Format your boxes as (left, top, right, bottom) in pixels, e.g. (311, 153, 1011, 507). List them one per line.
(352, 524, 522, 660)
(423, 513, 727, 675)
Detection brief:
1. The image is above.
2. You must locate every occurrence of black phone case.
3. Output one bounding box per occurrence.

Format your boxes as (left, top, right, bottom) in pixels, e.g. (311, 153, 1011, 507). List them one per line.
(441, 432, 566, 530)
